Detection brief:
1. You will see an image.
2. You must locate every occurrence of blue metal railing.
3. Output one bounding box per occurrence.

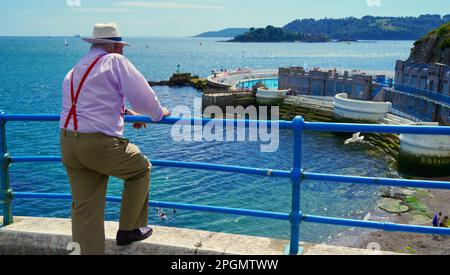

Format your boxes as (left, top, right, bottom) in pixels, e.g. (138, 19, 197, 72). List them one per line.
(394, 84, 450, 106)
(1, 113, 450, 255)
(375, 76, 394, 88)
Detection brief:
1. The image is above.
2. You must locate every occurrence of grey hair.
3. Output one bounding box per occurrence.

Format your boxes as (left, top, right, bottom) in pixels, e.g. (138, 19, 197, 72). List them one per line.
(90, 43, 115, 51)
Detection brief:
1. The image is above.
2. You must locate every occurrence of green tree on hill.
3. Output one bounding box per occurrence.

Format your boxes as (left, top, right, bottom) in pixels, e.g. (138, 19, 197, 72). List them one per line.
(283, 15, 450, 40)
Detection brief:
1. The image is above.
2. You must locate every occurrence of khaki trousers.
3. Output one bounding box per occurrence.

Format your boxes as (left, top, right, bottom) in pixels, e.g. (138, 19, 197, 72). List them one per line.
(60, 130, 151, 255)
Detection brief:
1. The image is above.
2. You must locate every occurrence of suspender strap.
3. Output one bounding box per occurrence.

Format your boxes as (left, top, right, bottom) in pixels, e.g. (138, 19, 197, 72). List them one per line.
(64, 54, 107, 131)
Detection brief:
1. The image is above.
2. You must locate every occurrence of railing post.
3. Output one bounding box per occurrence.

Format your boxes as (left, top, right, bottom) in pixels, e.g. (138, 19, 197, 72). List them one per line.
(0, 111, 13, 226)
(286, 116, 304, 255)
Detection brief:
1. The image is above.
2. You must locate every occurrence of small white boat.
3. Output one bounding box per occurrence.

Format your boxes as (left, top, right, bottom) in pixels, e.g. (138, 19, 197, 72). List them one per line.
(64, 38, 69, 46)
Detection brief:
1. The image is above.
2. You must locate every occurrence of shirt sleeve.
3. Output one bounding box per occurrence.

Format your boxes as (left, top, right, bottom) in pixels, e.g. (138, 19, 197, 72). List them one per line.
(61, 69, 74, 111)
(112, 55, 165, 122)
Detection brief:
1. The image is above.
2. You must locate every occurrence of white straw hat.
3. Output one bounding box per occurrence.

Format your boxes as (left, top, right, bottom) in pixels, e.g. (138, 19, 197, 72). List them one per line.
(82, 23, 131, 46)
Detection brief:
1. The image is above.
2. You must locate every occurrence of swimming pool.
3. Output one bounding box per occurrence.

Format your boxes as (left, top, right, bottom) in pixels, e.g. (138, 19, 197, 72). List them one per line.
(236, 78, 279, 90)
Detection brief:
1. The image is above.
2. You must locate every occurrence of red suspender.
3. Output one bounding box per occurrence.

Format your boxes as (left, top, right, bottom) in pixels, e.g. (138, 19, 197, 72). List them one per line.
(64, 54, 107, 131)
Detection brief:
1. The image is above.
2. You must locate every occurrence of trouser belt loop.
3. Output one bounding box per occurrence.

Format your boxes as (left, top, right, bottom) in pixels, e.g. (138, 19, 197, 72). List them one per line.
(63, 129, 67, 137)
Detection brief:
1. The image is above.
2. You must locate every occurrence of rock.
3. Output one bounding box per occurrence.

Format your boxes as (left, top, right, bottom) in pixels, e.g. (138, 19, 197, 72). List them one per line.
(408, 215, 432, 225)
(168, 73, 192, 86)
(408, 22, 450, 65)
(378, 198, 410, 214)
(382, 187, 416, 201)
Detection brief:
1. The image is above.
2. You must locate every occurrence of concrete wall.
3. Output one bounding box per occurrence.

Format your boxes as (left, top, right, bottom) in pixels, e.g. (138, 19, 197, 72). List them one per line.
(394, 60, 450, 125)
(202, 92, 256, 113)
(399, 129, 450, 177)
(256, 88, 289, 99)
(333, 93, 392, 122)
(256, 88, 289, 106)
(400, 133, 450, 157)
(383, 89, 438, 122)
(278, 67, 372, 100)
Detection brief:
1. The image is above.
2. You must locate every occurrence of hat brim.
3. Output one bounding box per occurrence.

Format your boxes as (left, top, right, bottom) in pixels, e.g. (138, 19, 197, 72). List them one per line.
(82, 37, 131, 47)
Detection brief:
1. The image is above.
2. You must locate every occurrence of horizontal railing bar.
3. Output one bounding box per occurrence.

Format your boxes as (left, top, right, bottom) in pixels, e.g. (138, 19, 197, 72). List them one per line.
(13, 192, 450, 236)
(304, 122, 450, 135)
(1, 114, 61, 122)
(9, 157, 291, 178)
(151, 160, 291, 178)
(302, 214, 450, 236)
(304, 172, 450, 190)
(9, 156, 61, 163)
(13, 192, 290, 221)
(131, 117, 294, 129)
(0, 115, 293, 129)
(2, 114, 450, 135)
(9, 156, 450, 189)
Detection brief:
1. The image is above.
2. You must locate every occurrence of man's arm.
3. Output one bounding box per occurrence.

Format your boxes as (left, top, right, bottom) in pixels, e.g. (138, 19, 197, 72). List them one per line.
(113, 55, 169, 122)
(125, 108, 170, 130)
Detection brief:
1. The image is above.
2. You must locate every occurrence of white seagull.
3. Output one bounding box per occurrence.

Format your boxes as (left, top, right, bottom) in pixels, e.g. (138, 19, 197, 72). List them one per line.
(345, 132, 365, 145)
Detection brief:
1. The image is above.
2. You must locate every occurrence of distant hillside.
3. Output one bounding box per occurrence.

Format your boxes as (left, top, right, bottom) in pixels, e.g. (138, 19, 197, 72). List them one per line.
(195, 28, 249, 38)
(227, 26, 330, 43)
(283, 14, 450, 40)
(409, 22, 450, 65)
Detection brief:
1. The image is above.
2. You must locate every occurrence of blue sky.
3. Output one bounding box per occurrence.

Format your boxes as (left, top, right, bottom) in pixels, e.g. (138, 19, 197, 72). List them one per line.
(1, 0, 449, 36)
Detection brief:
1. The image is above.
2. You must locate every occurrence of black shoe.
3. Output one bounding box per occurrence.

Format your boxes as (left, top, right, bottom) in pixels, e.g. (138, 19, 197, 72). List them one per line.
(116, 226, 154, 246)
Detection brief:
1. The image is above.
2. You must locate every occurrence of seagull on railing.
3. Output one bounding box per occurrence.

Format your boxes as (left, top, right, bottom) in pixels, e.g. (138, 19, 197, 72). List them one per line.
(345, 132, 365, 145)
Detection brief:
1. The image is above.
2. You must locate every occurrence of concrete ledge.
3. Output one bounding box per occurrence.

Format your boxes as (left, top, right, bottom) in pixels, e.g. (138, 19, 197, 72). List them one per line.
(334, 93, 392, 122)
(400, 133, 450, 157)
(0, 217, 399, 255)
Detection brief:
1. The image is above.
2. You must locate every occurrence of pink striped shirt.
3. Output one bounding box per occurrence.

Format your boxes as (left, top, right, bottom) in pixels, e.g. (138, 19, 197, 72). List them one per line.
(60, 47, 164, 137)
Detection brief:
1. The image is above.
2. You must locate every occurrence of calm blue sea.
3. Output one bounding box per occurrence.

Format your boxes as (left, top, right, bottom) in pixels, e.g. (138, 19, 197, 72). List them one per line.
(0, 37, 412, 243)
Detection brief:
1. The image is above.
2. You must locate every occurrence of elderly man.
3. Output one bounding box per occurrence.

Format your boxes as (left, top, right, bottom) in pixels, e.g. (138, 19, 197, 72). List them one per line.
(60, 23, 170, 255)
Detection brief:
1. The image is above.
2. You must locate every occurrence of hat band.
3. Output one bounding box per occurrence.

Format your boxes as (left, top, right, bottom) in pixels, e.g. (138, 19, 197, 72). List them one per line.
(98, 37, 123, 42)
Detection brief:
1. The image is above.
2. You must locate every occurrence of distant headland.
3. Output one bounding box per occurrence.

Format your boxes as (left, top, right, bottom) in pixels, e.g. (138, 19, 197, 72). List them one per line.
(196, 14, 450, 41)
(225, 26, 330, 43)
(194, 28, 250, 38)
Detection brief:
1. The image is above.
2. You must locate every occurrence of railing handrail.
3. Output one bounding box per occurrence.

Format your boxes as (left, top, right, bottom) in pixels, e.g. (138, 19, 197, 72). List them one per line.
(394, 84, 450, 106)
(2, 114, 450, 135)
(1, 113, 450, 255)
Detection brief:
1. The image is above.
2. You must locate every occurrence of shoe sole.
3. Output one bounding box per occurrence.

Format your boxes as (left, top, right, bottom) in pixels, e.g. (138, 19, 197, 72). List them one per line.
(116, 228, 154, 246)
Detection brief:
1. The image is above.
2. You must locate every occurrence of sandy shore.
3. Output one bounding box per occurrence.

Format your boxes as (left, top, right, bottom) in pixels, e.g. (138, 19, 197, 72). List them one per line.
(331, 186, 450, 255)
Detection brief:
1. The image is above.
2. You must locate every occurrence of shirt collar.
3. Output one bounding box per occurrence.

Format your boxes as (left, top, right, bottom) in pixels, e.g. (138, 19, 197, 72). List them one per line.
(89, 47, 108, 56)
